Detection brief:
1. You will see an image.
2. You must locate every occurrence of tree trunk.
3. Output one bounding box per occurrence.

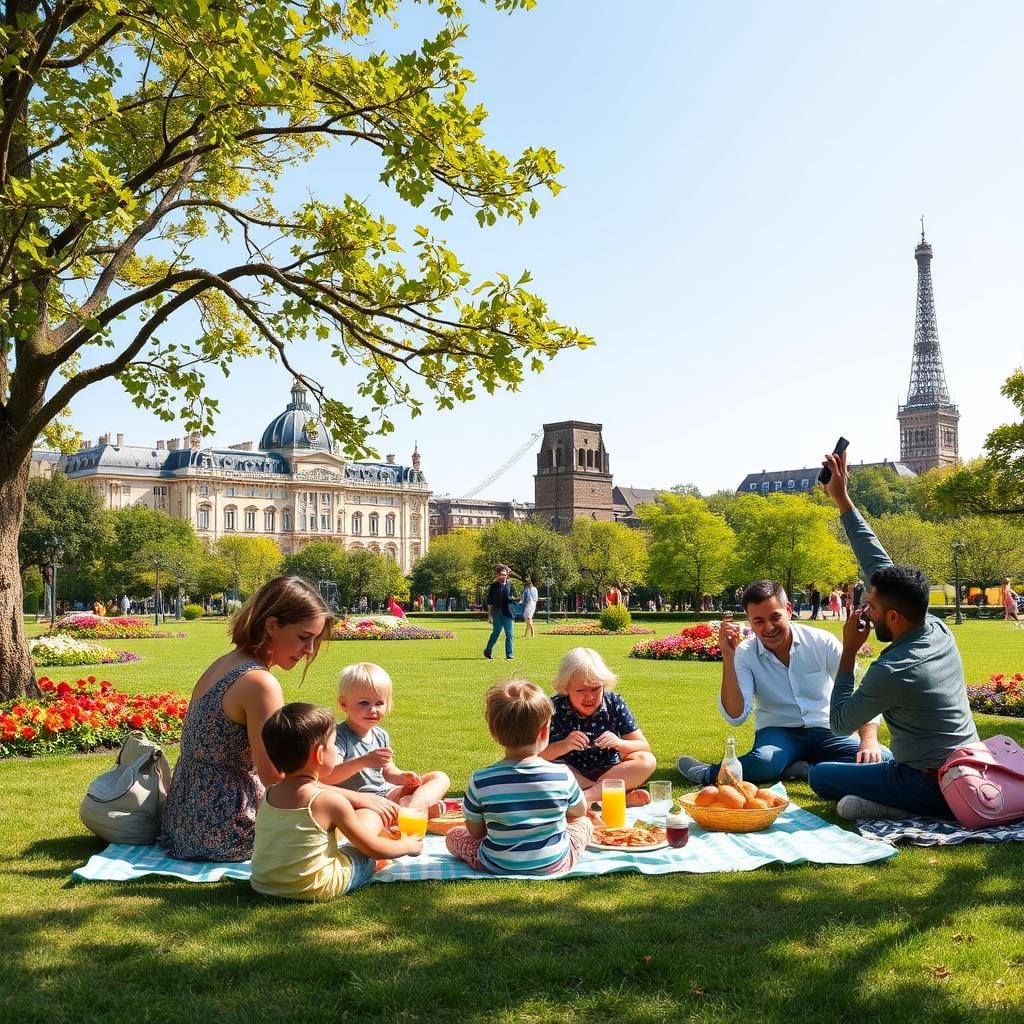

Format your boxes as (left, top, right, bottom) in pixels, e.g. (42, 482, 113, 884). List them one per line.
(0, 450, 38, 699)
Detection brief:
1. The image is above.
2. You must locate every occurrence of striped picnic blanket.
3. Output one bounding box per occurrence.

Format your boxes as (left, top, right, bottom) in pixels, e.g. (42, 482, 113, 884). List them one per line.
(72, 786, 895, 884)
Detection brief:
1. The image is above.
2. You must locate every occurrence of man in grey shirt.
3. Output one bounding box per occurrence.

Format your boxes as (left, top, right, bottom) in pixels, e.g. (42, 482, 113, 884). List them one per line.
(811, 447, 979, 820)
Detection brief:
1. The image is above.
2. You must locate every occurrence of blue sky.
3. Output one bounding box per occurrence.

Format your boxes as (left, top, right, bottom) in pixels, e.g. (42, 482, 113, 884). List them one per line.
(70, 1, 1024, 499)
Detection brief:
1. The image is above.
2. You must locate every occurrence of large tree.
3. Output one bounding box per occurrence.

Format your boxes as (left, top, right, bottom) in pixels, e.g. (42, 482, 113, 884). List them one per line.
(409, 528, 480, 602)
(567, 519, 647, 603)
(476, 519, 578, 597)
(638, 493, 735, 609)
(0, 0, 590, 696)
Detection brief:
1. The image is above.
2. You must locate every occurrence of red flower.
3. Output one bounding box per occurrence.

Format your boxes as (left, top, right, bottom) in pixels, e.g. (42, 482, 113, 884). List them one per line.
(128, 713, 144, 728)
(20, 725, 36, 740)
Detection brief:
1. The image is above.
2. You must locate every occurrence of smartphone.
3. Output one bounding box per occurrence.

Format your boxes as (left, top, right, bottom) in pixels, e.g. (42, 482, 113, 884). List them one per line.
(817, 436, 850, 485)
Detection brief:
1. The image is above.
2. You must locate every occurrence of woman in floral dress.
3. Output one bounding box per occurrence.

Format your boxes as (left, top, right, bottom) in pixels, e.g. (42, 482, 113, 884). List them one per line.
(159, 576, 333, 862)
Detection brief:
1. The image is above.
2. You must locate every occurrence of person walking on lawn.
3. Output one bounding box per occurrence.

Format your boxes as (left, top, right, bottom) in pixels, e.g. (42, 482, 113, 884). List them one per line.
(484, 564, 516, 661)
(676, 581, 887, 789)
(811, 445, 980, 820)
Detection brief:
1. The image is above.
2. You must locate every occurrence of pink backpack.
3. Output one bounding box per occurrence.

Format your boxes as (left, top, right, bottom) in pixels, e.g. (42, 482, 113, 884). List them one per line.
(938, 735, 1024, 829)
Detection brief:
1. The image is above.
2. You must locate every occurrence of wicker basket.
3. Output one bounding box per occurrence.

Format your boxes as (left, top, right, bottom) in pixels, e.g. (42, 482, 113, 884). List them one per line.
(679, 792, 788, 833)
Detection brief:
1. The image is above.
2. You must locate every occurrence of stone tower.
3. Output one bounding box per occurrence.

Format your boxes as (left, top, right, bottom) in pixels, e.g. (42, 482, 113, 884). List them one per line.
(897, 225, 959, 474)
(533, 421, 613, 533)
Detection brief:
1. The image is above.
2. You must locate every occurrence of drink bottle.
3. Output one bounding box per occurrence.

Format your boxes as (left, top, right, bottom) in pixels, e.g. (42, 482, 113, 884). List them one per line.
(717, 736, 743, 785)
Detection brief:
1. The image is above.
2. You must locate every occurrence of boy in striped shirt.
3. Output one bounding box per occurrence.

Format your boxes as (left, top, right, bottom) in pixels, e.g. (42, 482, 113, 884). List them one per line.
(446, 679, 594, 875)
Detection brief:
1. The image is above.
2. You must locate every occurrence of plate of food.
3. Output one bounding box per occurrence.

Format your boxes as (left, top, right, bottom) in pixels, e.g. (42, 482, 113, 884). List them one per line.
(427, 800, 465, 835)
(588, 821, 668, 852)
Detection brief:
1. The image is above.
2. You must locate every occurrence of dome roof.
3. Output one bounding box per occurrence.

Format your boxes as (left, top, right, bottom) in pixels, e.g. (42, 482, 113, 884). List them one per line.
(259, 384, 334, 453)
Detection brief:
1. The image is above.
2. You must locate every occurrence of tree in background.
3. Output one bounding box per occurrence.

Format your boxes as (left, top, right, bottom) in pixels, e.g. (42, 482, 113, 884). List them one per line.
(0, 0, 590, 697)
(730, 493, 856, 600)
(476, 520, 578, 599)
(639, 494, 735, 610)
(214, 537, 284, 602)
(950, 516, 1024, 593)
(409, 530, 481, 605)
(846, 465, 917, 518)
(932, 372, 1024, 516)
(19, 473, 109, 617)
(568, 520, 647, 605)
(867, 512, 951, 584)
(345, 549, 406, 610)
(281, 540, 350, 592)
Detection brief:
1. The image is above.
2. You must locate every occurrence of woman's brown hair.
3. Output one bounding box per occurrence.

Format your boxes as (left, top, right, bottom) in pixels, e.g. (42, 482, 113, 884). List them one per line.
(230, 576, 332, 669)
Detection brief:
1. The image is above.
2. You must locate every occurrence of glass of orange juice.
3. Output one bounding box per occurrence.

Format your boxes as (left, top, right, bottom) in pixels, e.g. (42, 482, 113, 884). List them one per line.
(601, 779, 627, 829)
(397, 797, 428, 838)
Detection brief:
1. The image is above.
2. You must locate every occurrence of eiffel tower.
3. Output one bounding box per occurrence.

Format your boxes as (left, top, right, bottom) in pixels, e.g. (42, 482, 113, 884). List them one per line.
(897, 222, 960, 474)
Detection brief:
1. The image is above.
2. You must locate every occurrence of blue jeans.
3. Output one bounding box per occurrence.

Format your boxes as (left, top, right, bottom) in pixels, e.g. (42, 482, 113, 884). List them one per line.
(701, 726, 891, 786)
(809, 759, 951, 816)
(485, 613, 514, 659)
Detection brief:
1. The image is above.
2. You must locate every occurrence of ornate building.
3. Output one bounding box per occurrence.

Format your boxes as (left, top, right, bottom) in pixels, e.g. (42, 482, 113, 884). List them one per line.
(897, 226, 960, 473)
(429, 497, 533, 537)
(59, 384, 431, 569)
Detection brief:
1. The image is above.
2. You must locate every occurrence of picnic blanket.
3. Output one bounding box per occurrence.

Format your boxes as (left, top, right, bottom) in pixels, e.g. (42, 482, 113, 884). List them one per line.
(856, 816, 1024, 847)
(72, 787, 895, 884)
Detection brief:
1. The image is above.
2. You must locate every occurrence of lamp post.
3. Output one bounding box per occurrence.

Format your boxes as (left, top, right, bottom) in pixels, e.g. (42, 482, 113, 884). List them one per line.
(46, 535, 61, 628)
(952, 540, 964, 626)
(544, 566, 553, 623)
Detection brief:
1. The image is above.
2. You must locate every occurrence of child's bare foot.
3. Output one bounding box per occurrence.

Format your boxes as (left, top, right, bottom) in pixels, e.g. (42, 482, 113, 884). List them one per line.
(626, 788, 652, 807)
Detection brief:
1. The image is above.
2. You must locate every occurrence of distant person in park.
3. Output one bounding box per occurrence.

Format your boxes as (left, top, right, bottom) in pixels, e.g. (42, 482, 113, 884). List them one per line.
(521, 577, 539, 638)
(828, 587, 841, 619)
(676, 582, 887, 789)
(387, 595, 405, 618)
(92, 599, 105, 617)
(810, 447, 980, 820)
(483, 563, 516, 660)
(160, 576, 335, 862)
(120, 593, 131, 616)
(809, 583, 821, 620)
(1002, 578, 1020, 622)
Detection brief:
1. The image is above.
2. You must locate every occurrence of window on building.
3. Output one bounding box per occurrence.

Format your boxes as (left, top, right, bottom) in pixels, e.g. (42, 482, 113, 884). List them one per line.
(309, 514, 318, 531)
(352, 512, 362, 535)
(800, 478, 809, 489)
(226, 486, 235, 497)
(265, 489, 274, 498)
(199, 484, 209, 497)
(787, 479, 794, 489)
(369, 513, 379, 535)
(265, 509, 276, 532)
(761, 482, 770, 494)
(123, 485, 131, 495)
(198, 505, 211, 531)
(152, 485, 168, 496)
(749, 484, 757, 491)
(320, 515, 330, 531)
(282, 509, 292, 531)
(773, 481, 782, 491)
(337, 516, 345, 533)
(386, 514, 395, 536)
(321, 492, 331, 505)
(586, 449, 594, 468)
(578, 448, 585, 467)
(247, 487, 255, 498)
(245, 509, 256, 531)
(224, 507, 237, 531)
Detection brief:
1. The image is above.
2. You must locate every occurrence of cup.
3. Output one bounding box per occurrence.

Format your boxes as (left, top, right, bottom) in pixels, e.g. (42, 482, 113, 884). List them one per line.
(649, 780, 673, 814)
(601, 778, 627, 829)
(397, 797, 428, 838)
(665, 808, 690, 849)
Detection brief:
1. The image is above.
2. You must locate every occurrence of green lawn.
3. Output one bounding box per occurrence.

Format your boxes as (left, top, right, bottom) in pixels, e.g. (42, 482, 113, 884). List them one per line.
(3, 617, 1024, 1023)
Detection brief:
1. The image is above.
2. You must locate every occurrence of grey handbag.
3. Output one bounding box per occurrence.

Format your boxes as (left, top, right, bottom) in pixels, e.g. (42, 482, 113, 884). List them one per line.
(79, 731, 172, 844)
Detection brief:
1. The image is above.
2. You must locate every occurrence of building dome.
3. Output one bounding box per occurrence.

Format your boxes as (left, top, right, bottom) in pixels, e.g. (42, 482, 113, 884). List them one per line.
(259, 383, 334, 453)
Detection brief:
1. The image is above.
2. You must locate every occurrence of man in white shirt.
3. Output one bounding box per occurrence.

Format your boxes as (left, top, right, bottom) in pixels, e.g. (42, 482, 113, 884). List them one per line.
(676, 579, 889, 787)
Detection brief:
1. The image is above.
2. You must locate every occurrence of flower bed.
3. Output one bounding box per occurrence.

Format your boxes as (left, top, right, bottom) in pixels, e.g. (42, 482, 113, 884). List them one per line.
(30, 635, 141, 668)
(51, 614, 186, 639)
(967, 673, 1024, 718)
(630, 621, 749, 661)
(544, 622, 656, 636)
(0, 677, 188, 758)
(332, 618, 455, 641)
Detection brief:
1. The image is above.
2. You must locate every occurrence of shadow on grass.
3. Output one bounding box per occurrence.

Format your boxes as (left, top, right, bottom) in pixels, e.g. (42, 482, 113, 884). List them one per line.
(4, 842, 1023, 1024)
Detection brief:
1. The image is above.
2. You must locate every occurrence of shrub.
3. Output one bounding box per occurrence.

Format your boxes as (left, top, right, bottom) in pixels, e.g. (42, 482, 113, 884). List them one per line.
(182, 604, 205, 620)
(51, 614, 186, 639)
(30, 635, 141, 667)
(599, 603, 632, 632)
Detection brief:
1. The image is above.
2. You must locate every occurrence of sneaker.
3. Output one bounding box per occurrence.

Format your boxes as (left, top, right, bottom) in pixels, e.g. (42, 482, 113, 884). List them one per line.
(676, 755, 711, 787)
(483, 649, 493, 660)
(781, 760, 811, 782)
(836, 795, 908, 821)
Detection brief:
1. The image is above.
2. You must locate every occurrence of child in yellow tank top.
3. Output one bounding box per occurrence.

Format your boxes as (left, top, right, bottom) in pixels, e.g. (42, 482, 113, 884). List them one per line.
(251, 703, 423, 901)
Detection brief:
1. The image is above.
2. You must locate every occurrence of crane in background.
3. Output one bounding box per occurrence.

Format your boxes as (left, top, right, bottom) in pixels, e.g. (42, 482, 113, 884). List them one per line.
(461, 430, 542, 499)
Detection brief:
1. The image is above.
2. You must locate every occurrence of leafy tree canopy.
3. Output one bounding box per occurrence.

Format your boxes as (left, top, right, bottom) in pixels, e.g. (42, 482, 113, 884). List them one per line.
(476, 519, 578, 595)
(409, 528, 480, 598)
(567, 519, 647, 600)
(19, 471, 109, 572)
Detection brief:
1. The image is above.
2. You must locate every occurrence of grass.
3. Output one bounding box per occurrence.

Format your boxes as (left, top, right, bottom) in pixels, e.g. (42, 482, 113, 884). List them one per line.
(3, 616, 1024, 1023)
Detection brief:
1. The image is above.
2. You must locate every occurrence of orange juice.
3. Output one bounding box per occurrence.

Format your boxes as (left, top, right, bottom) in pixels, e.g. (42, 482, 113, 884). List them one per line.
(397, 806, 428, 838)
(602, 787, 627, 829)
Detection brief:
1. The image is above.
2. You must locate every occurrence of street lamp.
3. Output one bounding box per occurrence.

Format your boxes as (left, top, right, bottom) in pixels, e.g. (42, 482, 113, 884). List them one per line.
(46, 535, 61, 628)
(544, 566, 553, 623)
(952, 540, 964, 626)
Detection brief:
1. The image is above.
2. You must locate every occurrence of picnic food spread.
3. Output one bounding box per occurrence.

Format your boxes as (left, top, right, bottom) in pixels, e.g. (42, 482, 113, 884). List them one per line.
(427, 800, 466, 835)
(589, 820, 667, 851)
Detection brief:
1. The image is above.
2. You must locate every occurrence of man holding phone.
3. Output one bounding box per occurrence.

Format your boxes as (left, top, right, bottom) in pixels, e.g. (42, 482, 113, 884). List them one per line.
(813, 446, 979, 819)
